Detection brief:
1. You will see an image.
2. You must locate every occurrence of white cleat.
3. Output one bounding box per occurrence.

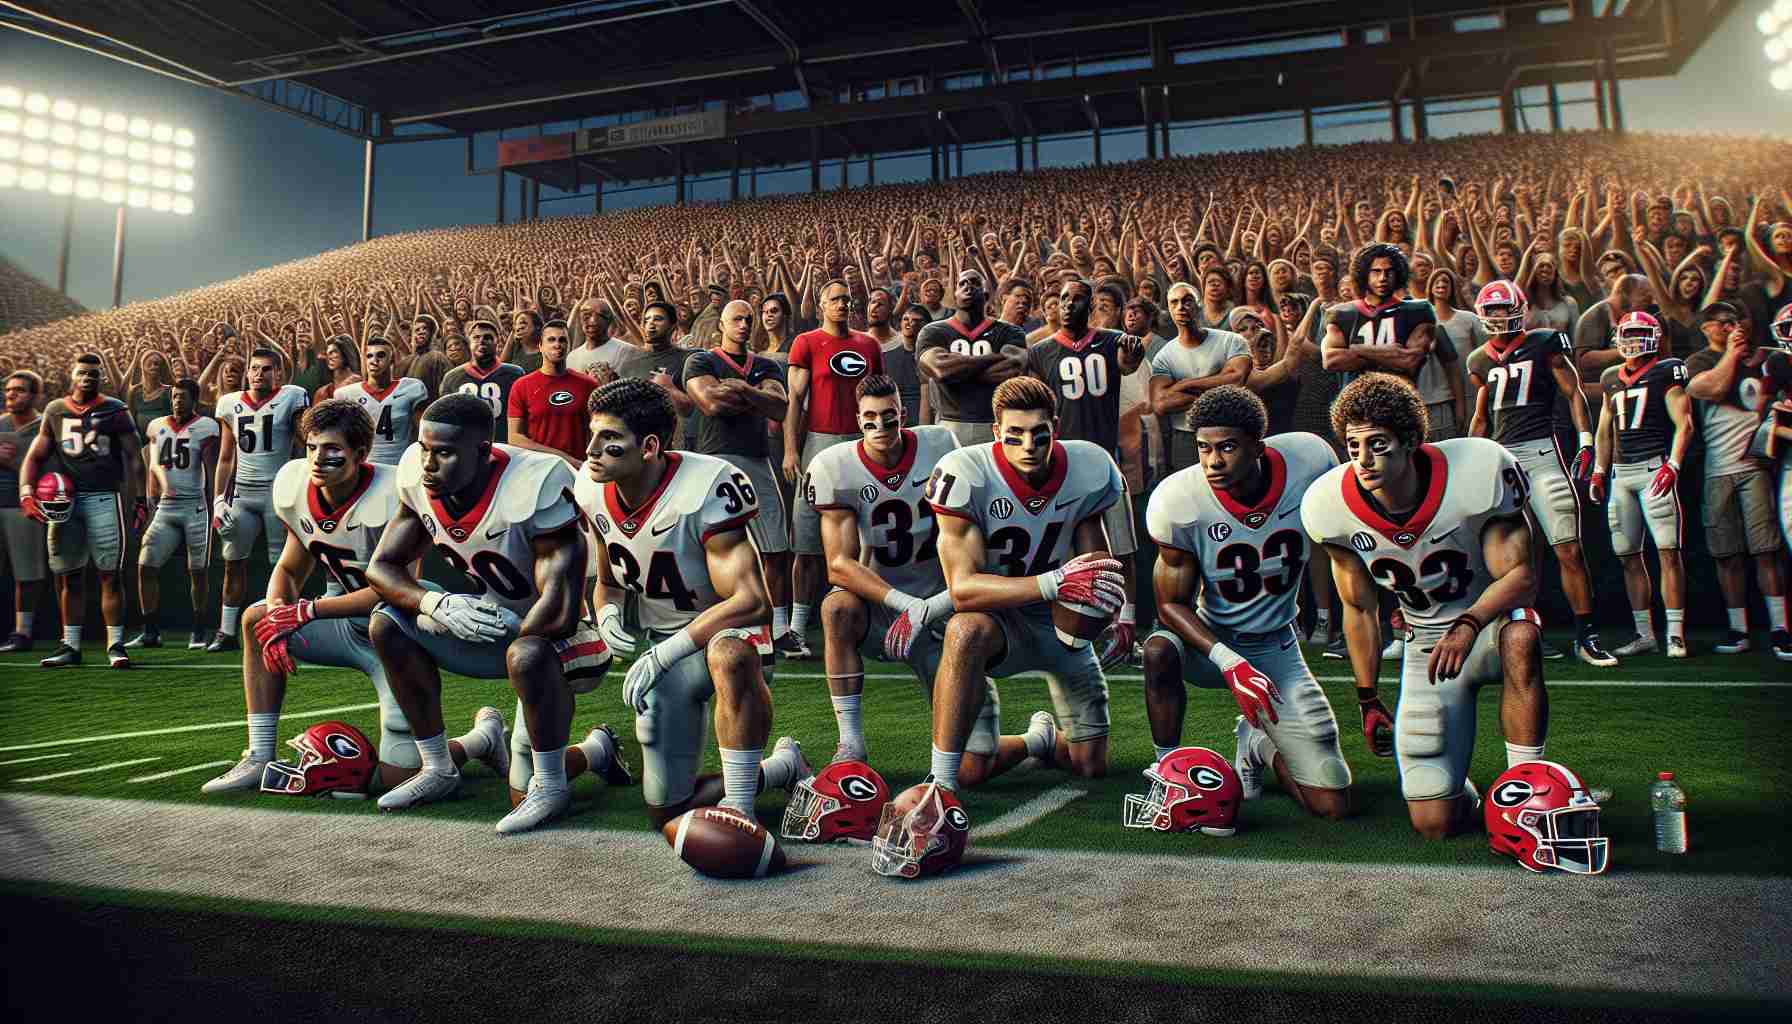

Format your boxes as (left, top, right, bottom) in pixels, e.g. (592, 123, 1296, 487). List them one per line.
(495, 779, 570, 835)
(377, 767, 460, 811)
(772, 735, 811, 792)
(1381, 637, 1405, 661)
(829, 741, 868, 765)
(1611, 634, 1658, 657)
(201, 752, 269, 794)
(1666, 636, 1689, 659)
(1028, 710, 1059, 765)
(472, 706, 509, 779)
(1233, 716, 1265, 800)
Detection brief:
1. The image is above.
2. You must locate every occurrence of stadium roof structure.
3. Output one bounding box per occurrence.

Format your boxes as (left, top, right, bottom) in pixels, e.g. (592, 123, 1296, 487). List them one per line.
(3, 0, 1732, 225)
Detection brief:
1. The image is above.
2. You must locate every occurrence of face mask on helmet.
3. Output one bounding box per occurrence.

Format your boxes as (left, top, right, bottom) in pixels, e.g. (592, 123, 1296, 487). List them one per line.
(870, 782, 968, 878)
(34, 473, 76, 524)
(781, 760, 889, 843)
(1614, 317, 1661, 360)
(1474, 282, 1529, 335)
(260, 720, 375, 798)
(1772, 306, 1792, 351)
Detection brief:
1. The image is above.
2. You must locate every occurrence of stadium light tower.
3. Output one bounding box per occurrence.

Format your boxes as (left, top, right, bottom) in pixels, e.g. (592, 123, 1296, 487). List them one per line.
(1760, 1, 1792, 91)
(0, 84, 197, 307)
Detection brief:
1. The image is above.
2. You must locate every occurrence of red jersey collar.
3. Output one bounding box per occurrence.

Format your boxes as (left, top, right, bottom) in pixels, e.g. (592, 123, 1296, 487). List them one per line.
(945, 317, 994, 340)
(1342, 444, 1447, 548)
(1482, 334, 1521, 363)
(236, 387, 278, 411)
(1352, 297, 1401, 318)
(605, 452, 683, 537)
(1053, 327, 1098, 352)
(428, 447, 509, 542)
(358, 377, 399, 402)
(712, 347, 755, 378)
(990, 440, 1069, 515)
(1618, 355, 1659, 387)
(169, 413, 199, 432)
(857, 429, 918, 491)
(461, 360, 503, 381)
(308, 465, 376, 534)
(1213, 447, 1288, 528)
(64, 395, 104, 414)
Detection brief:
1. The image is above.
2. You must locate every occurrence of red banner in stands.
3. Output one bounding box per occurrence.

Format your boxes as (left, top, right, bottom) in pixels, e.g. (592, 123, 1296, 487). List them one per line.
(497, 134, 574, 168)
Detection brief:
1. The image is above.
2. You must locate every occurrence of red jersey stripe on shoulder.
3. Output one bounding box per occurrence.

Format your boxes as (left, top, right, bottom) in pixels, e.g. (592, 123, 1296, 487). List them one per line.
(701, 510, 757, 543)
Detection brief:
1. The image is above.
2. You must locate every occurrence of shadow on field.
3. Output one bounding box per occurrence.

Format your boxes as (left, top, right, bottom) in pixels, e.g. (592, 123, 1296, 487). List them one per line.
(2, 892, 1778, 1023)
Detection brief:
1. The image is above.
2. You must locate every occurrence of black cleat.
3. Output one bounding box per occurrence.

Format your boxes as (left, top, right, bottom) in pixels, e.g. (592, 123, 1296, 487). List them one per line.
(124, 630, 161, 649)
(773, 630, 814, 660)
(0, 633, 32, 654)
(39, 644, 81, 668)
(188, 629, 212, 650)
(108, 643, 131, 669)
(205, 633, 239, 655)
(1771, 630, 1792, 663)
(587, 724, 635, 786)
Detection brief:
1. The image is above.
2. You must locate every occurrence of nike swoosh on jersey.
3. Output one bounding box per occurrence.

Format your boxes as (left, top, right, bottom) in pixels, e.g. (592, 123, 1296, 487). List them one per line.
(486, 527, 506, 539)
(1054, 497, 1078, 510)
(1277, 506, 1299, 519)
(1428, 526, 1460, 543)
(651, 521, 677, 536)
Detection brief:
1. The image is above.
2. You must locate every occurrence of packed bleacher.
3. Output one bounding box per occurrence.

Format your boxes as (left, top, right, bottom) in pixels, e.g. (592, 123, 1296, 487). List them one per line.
(0, 255, 85, 337)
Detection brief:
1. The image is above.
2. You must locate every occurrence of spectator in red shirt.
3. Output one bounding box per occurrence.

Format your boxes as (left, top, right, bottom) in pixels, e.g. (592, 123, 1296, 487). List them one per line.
(506, 319, 598, 467)
(779, 279, 884, 657)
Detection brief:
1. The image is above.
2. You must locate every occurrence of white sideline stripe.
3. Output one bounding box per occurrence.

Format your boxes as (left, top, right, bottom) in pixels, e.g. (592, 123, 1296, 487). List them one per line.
(0, 662, 233, 670)
(0, 703, 381, 753)
(977, 784, 1087, 838)
(128, 760, 234, 784)
(0, 752, 75, 767)
(15, 757, 160, 783)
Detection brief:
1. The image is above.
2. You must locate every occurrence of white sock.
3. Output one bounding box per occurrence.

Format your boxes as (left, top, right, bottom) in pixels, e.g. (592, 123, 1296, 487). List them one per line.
(1153, 743, 1178, 762)
(248, 712, 279, 759)
(1632, 610, 1653, 639)
(107, 625, 124, 647)
(791, 603, 812, 634)
(928, 744, 961, 792)
(1505, 741, 1545, 769)
(1767, 595, 1789, 633)
(718, 746, 762, 815)
(454, 719, 492, 759)
(416, 732, 453, 775)
(1665, 608, 1686, 642)
(62, 625, 80, 648)
(772, 605, 790, 637)
(760, 745, 801, 790)
(1314, 610, 1331, 632)
(830, 692, 864, 751)
(1727, 606, 1748, 633)
(576, 729, 614, 774)
(531, 746, 567, 792)
(1249, 727, 1280, 767)
(1023, 716, 1054, 760)
(220, 605, 242, 638)
(15, 611, 32, 635)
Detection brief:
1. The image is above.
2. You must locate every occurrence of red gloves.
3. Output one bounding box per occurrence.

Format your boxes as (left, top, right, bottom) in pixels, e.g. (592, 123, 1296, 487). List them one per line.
(254, 599, 316, 676)
(1588, 470, 1608, 504)
(1647, 460, 1679, 499)
(19, 494, 46, 524)
(1359, 696, 1395, 758)
(1039, 552, 1127, 612)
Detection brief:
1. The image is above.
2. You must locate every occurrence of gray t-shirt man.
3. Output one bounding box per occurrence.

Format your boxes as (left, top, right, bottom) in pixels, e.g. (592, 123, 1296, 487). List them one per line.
(1148, 329, 1252, 437)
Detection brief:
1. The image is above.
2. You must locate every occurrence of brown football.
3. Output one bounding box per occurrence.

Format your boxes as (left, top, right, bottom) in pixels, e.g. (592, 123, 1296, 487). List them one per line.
(662, 806, 787, 879)
(1052, 549, 1114, 646)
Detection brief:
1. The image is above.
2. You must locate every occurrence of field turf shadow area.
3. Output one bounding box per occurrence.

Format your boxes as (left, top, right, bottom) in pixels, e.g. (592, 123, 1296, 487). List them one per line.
(1, 890, 1780, 1024)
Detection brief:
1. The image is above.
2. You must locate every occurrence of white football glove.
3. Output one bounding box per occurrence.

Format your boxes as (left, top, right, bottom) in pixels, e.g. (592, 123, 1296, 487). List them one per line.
(623, 628, 698, 713)
(883, 588, 955, 662)
(596, 604, 637, 657)
(212, 494, 235, 533)
(419, 591, 512, 644)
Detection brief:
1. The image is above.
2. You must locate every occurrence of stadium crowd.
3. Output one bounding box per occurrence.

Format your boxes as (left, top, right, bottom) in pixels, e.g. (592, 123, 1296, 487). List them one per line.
(0, 255, 84, 337)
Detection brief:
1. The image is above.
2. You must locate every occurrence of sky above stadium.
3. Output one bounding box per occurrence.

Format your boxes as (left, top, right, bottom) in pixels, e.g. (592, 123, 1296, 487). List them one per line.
(1, 5, 1785, 313)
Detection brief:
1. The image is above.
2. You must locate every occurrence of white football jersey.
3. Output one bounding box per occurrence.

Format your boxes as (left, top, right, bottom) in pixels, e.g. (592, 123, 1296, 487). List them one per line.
(216, 385, 310, 486)
(1148, 432, 1339, 634)
(272, 458, 401, 593)
(808, 425, 959, 599)
(333, 377, 430, 466)
(145, 413, 221, 502)
(1301, 437, 1527, 629)
(574, 451, 758, 632)
(927, 439, 1126, 619)
(396, 443, 579, 616)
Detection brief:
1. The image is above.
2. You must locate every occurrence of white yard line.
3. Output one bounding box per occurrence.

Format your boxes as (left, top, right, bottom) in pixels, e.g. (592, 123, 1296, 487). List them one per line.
(0, 661, 238, 670)
(127, 760, 235, 784)
(14, 757, 160, 783)
(776, 668, 1791, 689)
(0, 702, 381, 754)
(0, 752, 76, 767)
(976, 784, 1088, 838)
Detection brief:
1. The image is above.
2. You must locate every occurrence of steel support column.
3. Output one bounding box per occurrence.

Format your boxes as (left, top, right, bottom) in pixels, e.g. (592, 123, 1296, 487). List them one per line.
(497, 169, 506, 224)
(1302, 108, 1314, 147)
(1605, 42, 1624, 135)
(56, 196, 73, 295)
(594, 176, 604, 212)
(361, 138, 376, 241)
(676, 145, 687, 206)
(1547, 82, 1562, 133)
(1160, 86, 1171, 156)
(731, 140, 741, 201)
(867, 148, 876, 185)
(1594, 76, 1608, 131)
(110, 206, 126, 308)
(1141, 86, 1156, 160)
(810, 127, 821, 191)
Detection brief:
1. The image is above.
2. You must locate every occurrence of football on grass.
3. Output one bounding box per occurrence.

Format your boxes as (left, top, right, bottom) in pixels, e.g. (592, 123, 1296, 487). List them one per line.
(663, 806, 786, 879)
(1052, 549, 1113, 646)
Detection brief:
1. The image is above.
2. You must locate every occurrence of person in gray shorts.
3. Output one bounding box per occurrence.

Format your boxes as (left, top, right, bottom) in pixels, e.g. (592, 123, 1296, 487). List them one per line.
(0, 371, 46, 653)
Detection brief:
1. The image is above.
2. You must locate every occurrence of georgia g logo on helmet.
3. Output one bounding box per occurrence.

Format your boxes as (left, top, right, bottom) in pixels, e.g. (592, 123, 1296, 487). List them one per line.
(325, 731, 363, 760)
(840, 774, 879, 802)
(1192, 765, 1226, 790)
(1491, 779, 1535, 807)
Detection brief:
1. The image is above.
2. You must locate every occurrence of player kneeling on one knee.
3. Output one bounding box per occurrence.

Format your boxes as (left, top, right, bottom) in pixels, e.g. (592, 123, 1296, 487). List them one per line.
(1140, 385, 1353, 823)
(1302, 374, 1549, 841)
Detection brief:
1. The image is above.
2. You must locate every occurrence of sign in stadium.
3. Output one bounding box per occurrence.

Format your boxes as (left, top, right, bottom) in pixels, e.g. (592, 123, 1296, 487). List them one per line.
(577, 109, 726, 153)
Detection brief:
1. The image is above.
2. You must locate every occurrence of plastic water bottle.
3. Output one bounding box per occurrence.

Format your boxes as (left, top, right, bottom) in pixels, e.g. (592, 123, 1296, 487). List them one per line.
(1650, 772, 1688, 854)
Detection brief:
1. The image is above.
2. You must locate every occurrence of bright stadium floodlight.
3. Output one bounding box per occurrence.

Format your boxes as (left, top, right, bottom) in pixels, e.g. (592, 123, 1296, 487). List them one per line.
(1759, 5, 1792, 91)
(0, 83, 199, 305)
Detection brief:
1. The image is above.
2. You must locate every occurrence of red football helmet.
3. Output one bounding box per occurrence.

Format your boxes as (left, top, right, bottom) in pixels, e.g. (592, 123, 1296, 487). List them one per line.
(259, 720, 376, 797)
(1122, 746, 1243, 836)
(870, 781, 969, 878)
(782, 759, 890, 843)
(33, 472, 76, 524)
(1485, 760, 1609, 875)
(1614, 311, 1662, 360)
(1772, 302, 1792, 351)
(1474, 279, 1530, 335)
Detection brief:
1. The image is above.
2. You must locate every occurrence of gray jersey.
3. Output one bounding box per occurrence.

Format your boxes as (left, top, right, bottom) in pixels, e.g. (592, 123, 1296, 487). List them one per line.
(145, 413, 221, 502)
(808, 425, 959, 599)
(216, 385, 309, 486)
(1148, 432, 1338, 634)
(333, 377, 430, 465)
(272, 457, 401, 593)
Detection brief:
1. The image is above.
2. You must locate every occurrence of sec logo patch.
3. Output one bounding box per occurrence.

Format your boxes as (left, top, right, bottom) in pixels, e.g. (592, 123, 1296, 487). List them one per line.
(859, 484, 879, 504)
(1350, 531, 1376, 552)
(1207, 522, 1232, 542)
(989, 497, 1014, 520)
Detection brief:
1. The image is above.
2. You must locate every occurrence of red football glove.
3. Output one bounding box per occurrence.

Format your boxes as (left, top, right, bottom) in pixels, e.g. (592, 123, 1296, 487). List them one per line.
(1360, 697, 1395, 758)
(1099, 617, 1136, 670)
(884, 605, 924, 662)
(254, 599, 316, 676)
(131, 497, 151, 531)
(1222, 658, 1281, 728)
(1588, 470, 1608, 504)
(1647, 461, 1679, 499)
(20, 494, 46, 524)
(1569, 445, 1595, 485)
(1039, 552, 1127, 613)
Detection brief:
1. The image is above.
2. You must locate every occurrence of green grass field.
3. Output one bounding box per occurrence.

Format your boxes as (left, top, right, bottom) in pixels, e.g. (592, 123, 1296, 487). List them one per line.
(3, 628, 1787, 876)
